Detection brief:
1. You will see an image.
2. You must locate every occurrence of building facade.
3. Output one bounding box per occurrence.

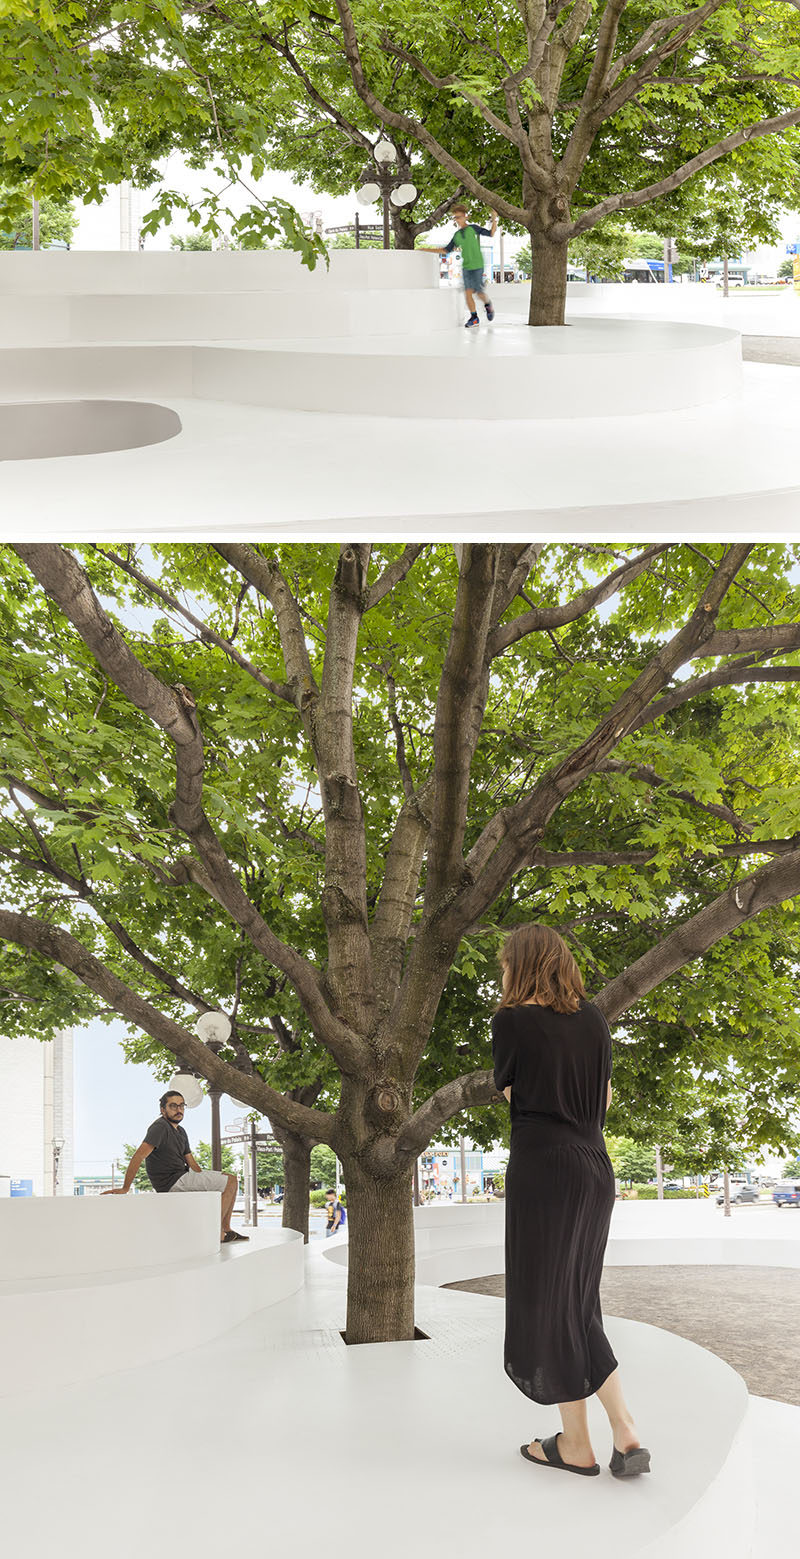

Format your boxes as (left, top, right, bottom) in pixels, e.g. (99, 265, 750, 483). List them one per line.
(0, 1030, 74, 1197)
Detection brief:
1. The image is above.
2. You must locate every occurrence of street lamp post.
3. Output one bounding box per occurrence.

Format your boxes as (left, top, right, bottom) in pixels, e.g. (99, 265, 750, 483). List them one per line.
(356, 140, 417, 251)
(194, 1011, 233, 1172)
(52, 1136, 65, 1196)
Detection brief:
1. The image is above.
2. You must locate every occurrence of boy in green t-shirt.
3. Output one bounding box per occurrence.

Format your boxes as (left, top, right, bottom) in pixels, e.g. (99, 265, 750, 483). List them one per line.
(427, 205, 498, 328)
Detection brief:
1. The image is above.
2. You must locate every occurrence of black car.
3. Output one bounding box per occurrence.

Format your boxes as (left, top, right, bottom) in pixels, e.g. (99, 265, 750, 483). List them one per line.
(715, 1185, 760, 1205)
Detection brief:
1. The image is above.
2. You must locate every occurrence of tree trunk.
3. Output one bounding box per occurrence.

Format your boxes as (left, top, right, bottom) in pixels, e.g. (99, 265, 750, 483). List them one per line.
(273, 1124, 312, 1243)
(392, 213, 415, 250)
(343, 1160, 416, 1343)
(528, 228, 570, 326)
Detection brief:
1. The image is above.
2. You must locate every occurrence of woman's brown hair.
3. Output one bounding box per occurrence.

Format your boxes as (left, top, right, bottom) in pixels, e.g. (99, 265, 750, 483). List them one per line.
(497, 923, 585, 1014)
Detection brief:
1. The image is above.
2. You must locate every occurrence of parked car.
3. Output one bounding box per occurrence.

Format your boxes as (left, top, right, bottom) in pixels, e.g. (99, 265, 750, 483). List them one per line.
(773, 1182, 800, 1209)
(716, 1185, 760, 1205)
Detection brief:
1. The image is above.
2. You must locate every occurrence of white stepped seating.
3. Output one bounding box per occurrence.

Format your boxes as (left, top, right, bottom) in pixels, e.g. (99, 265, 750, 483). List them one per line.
(0, 287, 461, 345)
(0, 1197, 303, 1397)
(0, 250, 740, 424)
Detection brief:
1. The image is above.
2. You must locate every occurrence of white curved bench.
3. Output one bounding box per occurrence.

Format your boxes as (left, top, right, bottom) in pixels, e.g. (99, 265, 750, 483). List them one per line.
(406, 1196, 800, 1286)
(0, 1198, 303, 1396)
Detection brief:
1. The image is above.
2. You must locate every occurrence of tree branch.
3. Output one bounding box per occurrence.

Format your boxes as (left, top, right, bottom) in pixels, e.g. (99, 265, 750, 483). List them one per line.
(569, 104, 800, 236)
(597, 758, 751, 833)
(0, 909, 341, 1146)
(425, 544, 500, 908)
(490, 544, 544, 627)
(331, 0, 534, 216)
(631, 666, 800, 733)
(489, 544, 668, 653)
(94, 546, 294, 703)
(396, 1069, 502, 1159)
(365, 544, 426, 611)
(594, 845, 800, 1023)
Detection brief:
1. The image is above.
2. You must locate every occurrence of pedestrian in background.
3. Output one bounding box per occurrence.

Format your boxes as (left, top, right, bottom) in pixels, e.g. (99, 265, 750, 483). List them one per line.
(424, 206, 498, 328)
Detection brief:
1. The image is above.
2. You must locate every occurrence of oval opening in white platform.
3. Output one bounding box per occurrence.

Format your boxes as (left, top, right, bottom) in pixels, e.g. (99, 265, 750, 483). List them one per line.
(0, 399, 182, 461)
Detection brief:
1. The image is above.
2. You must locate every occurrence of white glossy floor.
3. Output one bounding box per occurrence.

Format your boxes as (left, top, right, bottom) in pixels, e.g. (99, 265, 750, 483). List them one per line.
(2, 1200, 797, 1559)
(3, 359, 800, 536)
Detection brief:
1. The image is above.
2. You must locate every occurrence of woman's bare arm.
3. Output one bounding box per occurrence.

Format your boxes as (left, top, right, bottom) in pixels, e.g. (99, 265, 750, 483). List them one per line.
(503, 1086, 512, 1102)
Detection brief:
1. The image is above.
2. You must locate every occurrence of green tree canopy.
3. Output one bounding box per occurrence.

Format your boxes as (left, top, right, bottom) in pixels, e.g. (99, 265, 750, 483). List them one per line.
(0, 192, 75, 250)
(3, 542, 800, 1340)
(3, 3, 800, 318)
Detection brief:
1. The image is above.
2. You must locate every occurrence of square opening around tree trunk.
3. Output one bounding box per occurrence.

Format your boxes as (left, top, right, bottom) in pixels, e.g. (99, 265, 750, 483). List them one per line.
(339, 1326, 431, 1345)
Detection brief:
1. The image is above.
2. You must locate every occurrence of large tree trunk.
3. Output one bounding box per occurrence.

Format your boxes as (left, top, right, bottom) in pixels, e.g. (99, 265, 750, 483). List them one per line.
(528, 228, 570, 326)
(343, 1160, 416, 1343)
(272, 1123, 312, 1243)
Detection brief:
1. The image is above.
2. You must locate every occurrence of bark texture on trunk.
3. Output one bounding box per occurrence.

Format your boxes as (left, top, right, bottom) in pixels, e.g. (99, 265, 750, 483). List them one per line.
(343, 1162, 416, 1343)
(273, 1124, 312, 1243)
(392, 215, 415, 249)
(528, 229, 569, 326)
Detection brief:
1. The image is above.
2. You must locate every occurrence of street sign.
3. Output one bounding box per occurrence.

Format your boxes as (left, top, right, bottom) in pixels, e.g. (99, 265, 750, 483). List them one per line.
(222, 1133, 279, 1147)
(325, 223, 383, 235)
(786, 242, 800, 254)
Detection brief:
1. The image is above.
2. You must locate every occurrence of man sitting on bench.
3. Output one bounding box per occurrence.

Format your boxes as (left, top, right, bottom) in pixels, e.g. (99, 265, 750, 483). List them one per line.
(105, 1090, 248, 1244)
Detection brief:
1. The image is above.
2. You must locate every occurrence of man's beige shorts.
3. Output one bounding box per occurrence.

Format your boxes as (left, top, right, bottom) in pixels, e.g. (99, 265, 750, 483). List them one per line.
(169, 1169, 230, 1194)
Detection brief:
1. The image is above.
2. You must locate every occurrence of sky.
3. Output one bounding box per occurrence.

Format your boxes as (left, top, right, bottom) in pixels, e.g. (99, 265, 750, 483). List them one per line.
(73, 1020, 269, 1175)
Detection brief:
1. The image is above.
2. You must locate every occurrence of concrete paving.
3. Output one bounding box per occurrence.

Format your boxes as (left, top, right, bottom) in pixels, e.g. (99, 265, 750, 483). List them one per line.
(743, 335, 800, 367)
(445, 1264, 800, 1405)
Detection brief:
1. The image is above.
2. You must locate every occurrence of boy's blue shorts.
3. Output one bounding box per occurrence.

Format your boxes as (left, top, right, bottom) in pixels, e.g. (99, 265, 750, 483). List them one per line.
(462, 267, 486, 292)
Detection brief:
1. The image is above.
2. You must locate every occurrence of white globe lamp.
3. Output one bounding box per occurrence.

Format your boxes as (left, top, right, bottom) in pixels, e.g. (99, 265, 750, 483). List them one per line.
(356, 182, 381, 205)
(195, 1011, 232, 1046)
(167, 1072, 204, 1108)
(374, 139, 396, 164)
(390, 183, 417, 207)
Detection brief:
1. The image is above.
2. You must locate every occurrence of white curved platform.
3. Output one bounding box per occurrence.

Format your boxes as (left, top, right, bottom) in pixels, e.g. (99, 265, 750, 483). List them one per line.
(0, 287, 460, 344)
(0, 1192, 220, 1280)
(0, 322, 740, 420)
(0, 1213, 758, 1559)
(1, 249, 798, 526)
(189, 317, 740, 419)
(0, 247, 442, 293)
(0, 1201, 303, 1397)
(0, 397, 181, 459)
(406, 1197, 800, 1287)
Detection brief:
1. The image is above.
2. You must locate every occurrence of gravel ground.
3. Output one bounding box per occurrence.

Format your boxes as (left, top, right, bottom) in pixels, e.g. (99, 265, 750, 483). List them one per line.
(443, 1265, 800, 1405)
(742, 335, 800, 367)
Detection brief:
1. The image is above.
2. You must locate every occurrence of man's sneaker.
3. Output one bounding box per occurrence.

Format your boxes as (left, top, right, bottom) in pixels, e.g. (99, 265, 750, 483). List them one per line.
(465, 313, 479, 328)
(485, 300, 495, 321)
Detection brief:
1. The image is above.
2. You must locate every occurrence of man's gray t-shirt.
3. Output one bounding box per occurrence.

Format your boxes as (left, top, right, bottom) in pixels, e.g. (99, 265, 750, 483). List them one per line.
(144, 1117, 190, 1192)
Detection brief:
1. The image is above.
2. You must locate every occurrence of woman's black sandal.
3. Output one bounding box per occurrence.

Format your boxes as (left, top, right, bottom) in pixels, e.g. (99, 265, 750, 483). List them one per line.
(520, 1434, 600, 1476)
(609, 1446, 651, 1477)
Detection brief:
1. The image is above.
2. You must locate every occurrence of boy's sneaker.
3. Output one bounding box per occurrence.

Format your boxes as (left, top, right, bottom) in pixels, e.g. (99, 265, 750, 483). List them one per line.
(465, 312, 479, 328)
(485, 300, 495, 321)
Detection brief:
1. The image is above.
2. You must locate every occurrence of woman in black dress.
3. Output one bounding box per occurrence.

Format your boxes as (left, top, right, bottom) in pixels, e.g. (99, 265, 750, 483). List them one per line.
(492, 923, 651, 1479)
